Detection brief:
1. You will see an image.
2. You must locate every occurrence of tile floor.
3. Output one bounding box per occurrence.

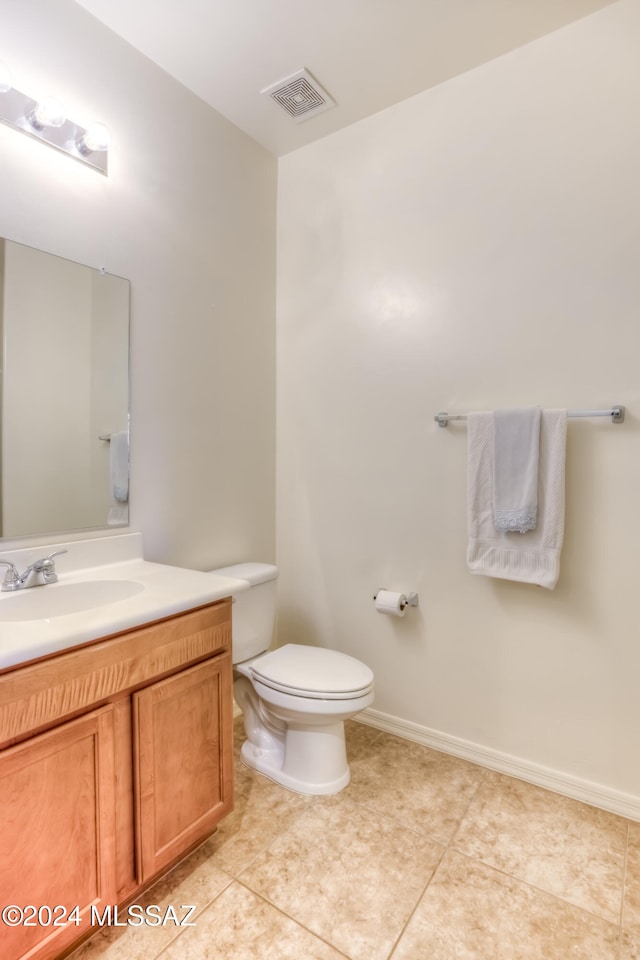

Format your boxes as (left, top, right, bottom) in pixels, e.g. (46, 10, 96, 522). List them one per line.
(70, 717, 640, 960)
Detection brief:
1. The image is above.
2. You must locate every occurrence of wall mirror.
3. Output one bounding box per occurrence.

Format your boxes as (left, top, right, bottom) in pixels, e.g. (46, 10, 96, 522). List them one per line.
(0, 238, 130, 539)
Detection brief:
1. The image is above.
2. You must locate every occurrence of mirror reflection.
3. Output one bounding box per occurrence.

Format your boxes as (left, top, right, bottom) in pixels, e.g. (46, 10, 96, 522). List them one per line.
(0, 239, 130, 538)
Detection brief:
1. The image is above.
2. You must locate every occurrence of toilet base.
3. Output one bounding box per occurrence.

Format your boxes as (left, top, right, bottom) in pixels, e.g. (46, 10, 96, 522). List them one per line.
(240, 720, 351, 796)
(233, 672, 371, 796)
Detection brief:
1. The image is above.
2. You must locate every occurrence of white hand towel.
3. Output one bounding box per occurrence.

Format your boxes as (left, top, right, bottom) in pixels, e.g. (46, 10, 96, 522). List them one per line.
(467, 409, 567, 589)
(108, 500, 128, 526)
(110, 430, 129, 504)
(493, 407, 541, 533)
(108, 429, 129, 525)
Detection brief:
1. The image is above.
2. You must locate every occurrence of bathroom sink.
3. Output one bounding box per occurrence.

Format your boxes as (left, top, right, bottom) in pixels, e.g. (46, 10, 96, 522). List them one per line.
(0, 579, 145, 621)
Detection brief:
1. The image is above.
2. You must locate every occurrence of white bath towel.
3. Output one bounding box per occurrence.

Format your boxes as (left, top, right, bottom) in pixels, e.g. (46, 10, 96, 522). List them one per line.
(467, 409, 567, 589)
(493, 407, 541, 533)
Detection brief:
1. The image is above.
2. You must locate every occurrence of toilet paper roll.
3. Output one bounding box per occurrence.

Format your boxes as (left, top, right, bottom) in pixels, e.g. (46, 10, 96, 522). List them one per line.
(375, 590, 407, 618)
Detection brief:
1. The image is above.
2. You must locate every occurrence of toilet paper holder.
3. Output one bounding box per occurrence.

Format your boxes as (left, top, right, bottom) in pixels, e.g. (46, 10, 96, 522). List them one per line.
(373, 589, 419, 611)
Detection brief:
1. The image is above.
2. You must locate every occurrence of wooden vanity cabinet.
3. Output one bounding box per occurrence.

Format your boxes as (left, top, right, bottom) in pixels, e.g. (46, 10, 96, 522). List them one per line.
(0, 599, 234, 960)
(0, 706, 117, 960)
(134, 654, 232, 882)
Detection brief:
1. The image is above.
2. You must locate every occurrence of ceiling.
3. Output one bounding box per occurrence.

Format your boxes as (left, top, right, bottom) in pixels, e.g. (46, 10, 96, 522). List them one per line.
(73, 0, 616, 156)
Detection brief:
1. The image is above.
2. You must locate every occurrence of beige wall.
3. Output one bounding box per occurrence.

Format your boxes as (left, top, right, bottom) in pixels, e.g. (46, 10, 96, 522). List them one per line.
(276, 0, 640, 806)
(0, 0, 277, 567)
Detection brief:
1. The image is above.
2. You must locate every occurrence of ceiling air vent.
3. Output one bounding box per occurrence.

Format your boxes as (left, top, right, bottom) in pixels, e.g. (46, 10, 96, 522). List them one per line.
(261, 68, 336, 123)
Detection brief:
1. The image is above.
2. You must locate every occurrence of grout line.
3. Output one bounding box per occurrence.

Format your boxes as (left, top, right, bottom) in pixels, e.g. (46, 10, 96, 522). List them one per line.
(385, 844, 448, 960)
(385, 769, 490, 958)
(234, 879, 353, 959)
(446, 763, 490, 849)
(451, 846, 624, 927)
(73, 865, 237, 960)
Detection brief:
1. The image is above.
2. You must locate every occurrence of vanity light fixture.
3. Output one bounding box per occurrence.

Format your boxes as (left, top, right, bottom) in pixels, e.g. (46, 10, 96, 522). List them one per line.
(0, 60, 110, 175)
(26, 95, 66, 131)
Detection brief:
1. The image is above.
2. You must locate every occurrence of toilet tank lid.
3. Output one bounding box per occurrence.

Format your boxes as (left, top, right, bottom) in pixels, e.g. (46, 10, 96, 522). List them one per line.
(210, 562, 277, 586)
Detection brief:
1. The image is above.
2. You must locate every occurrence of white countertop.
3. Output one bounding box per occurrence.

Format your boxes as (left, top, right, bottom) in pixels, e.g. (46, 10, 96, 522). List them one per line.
(0, 533, 249, 671)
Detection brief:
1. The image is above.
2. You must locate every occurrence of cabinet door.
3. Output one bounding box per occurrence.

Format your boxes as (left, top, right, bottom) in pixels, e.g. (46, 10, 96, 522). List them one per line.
(133, 653, 233, 882)
(0, 706, 116, 960)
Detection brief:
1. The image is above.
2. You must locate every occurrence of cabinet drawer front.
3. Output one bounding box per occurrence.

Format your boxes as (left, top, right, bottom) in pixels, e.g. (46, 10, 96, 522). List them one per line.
(133, 654, 234, 883)
(0, 601, 231, 748)
(0, 706, 116, 960)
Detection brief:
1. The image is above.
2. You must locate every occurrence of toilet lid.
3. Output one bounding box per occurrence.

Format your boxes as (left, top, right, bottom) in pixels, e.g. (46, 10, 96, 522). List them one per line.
(250, 644, 374, 699)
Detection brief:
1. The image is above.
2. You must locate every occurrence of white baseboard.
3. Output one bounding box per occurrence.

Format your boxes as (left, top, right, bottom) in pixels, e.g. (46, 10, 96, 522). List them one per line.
(356, 707, 640, 823)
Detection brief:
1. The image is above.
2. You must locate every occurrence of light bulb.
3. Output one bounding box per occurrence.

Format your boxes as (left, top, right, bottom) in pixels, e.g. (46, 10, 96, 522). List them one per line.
(28, 96, 66, 130)
(0, 60, 11, 94)
(77, 121, 111, 154)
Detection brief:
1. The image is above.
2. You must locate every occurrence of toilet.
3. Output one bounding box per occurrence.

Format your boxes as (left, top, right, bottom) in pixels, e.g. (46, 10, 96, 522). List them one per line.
(211, 562, 374, 795)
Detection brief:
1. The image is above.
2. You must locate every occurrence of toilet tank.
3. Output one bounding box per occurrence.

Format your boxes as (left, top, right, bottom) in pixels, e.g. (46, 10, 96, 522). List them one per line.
(209, 562, 278, 664)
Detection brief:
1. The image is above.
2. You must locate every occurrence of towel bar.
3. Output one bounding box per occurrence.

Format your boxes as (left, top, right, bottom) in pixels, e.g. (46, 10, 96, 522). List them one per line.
(434, 406, 625, 428)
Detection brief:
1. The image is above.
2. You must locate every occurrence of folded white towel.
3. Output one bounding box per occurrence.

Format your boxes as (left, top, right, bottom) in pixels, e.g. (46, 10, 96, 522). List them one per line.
(493, 407, 541, 533)
(467, 409, 567, 589)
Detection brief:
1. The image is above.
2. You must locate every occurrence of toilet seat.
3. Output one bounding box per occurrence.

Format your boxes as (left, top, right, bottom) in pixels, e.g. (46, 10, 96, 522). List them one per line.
(249, 643, 374, 701)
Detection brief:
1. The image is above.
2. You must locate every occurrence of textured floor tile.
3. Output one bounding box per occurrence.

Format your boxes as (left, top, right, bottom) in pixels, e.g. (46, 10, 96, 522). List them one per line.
(392, 850, 620, 960)
(345, 728, 485, 844)
(160, 882, 348, 960)
(452, 772, 626, 922)
(205, 768, 311, 876)
(240, 794, 443, 960)
(344, 718, 384, 759)
(68, 839, 232, 960)
(622, 821, 640, 935)
(621, 929, 640, 960)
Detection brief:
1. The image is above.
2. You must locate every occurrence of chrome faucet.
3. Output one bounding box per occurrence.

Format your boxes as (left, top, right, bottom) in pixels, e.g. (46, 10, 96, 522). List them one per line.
(0, 549, 68, 591)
